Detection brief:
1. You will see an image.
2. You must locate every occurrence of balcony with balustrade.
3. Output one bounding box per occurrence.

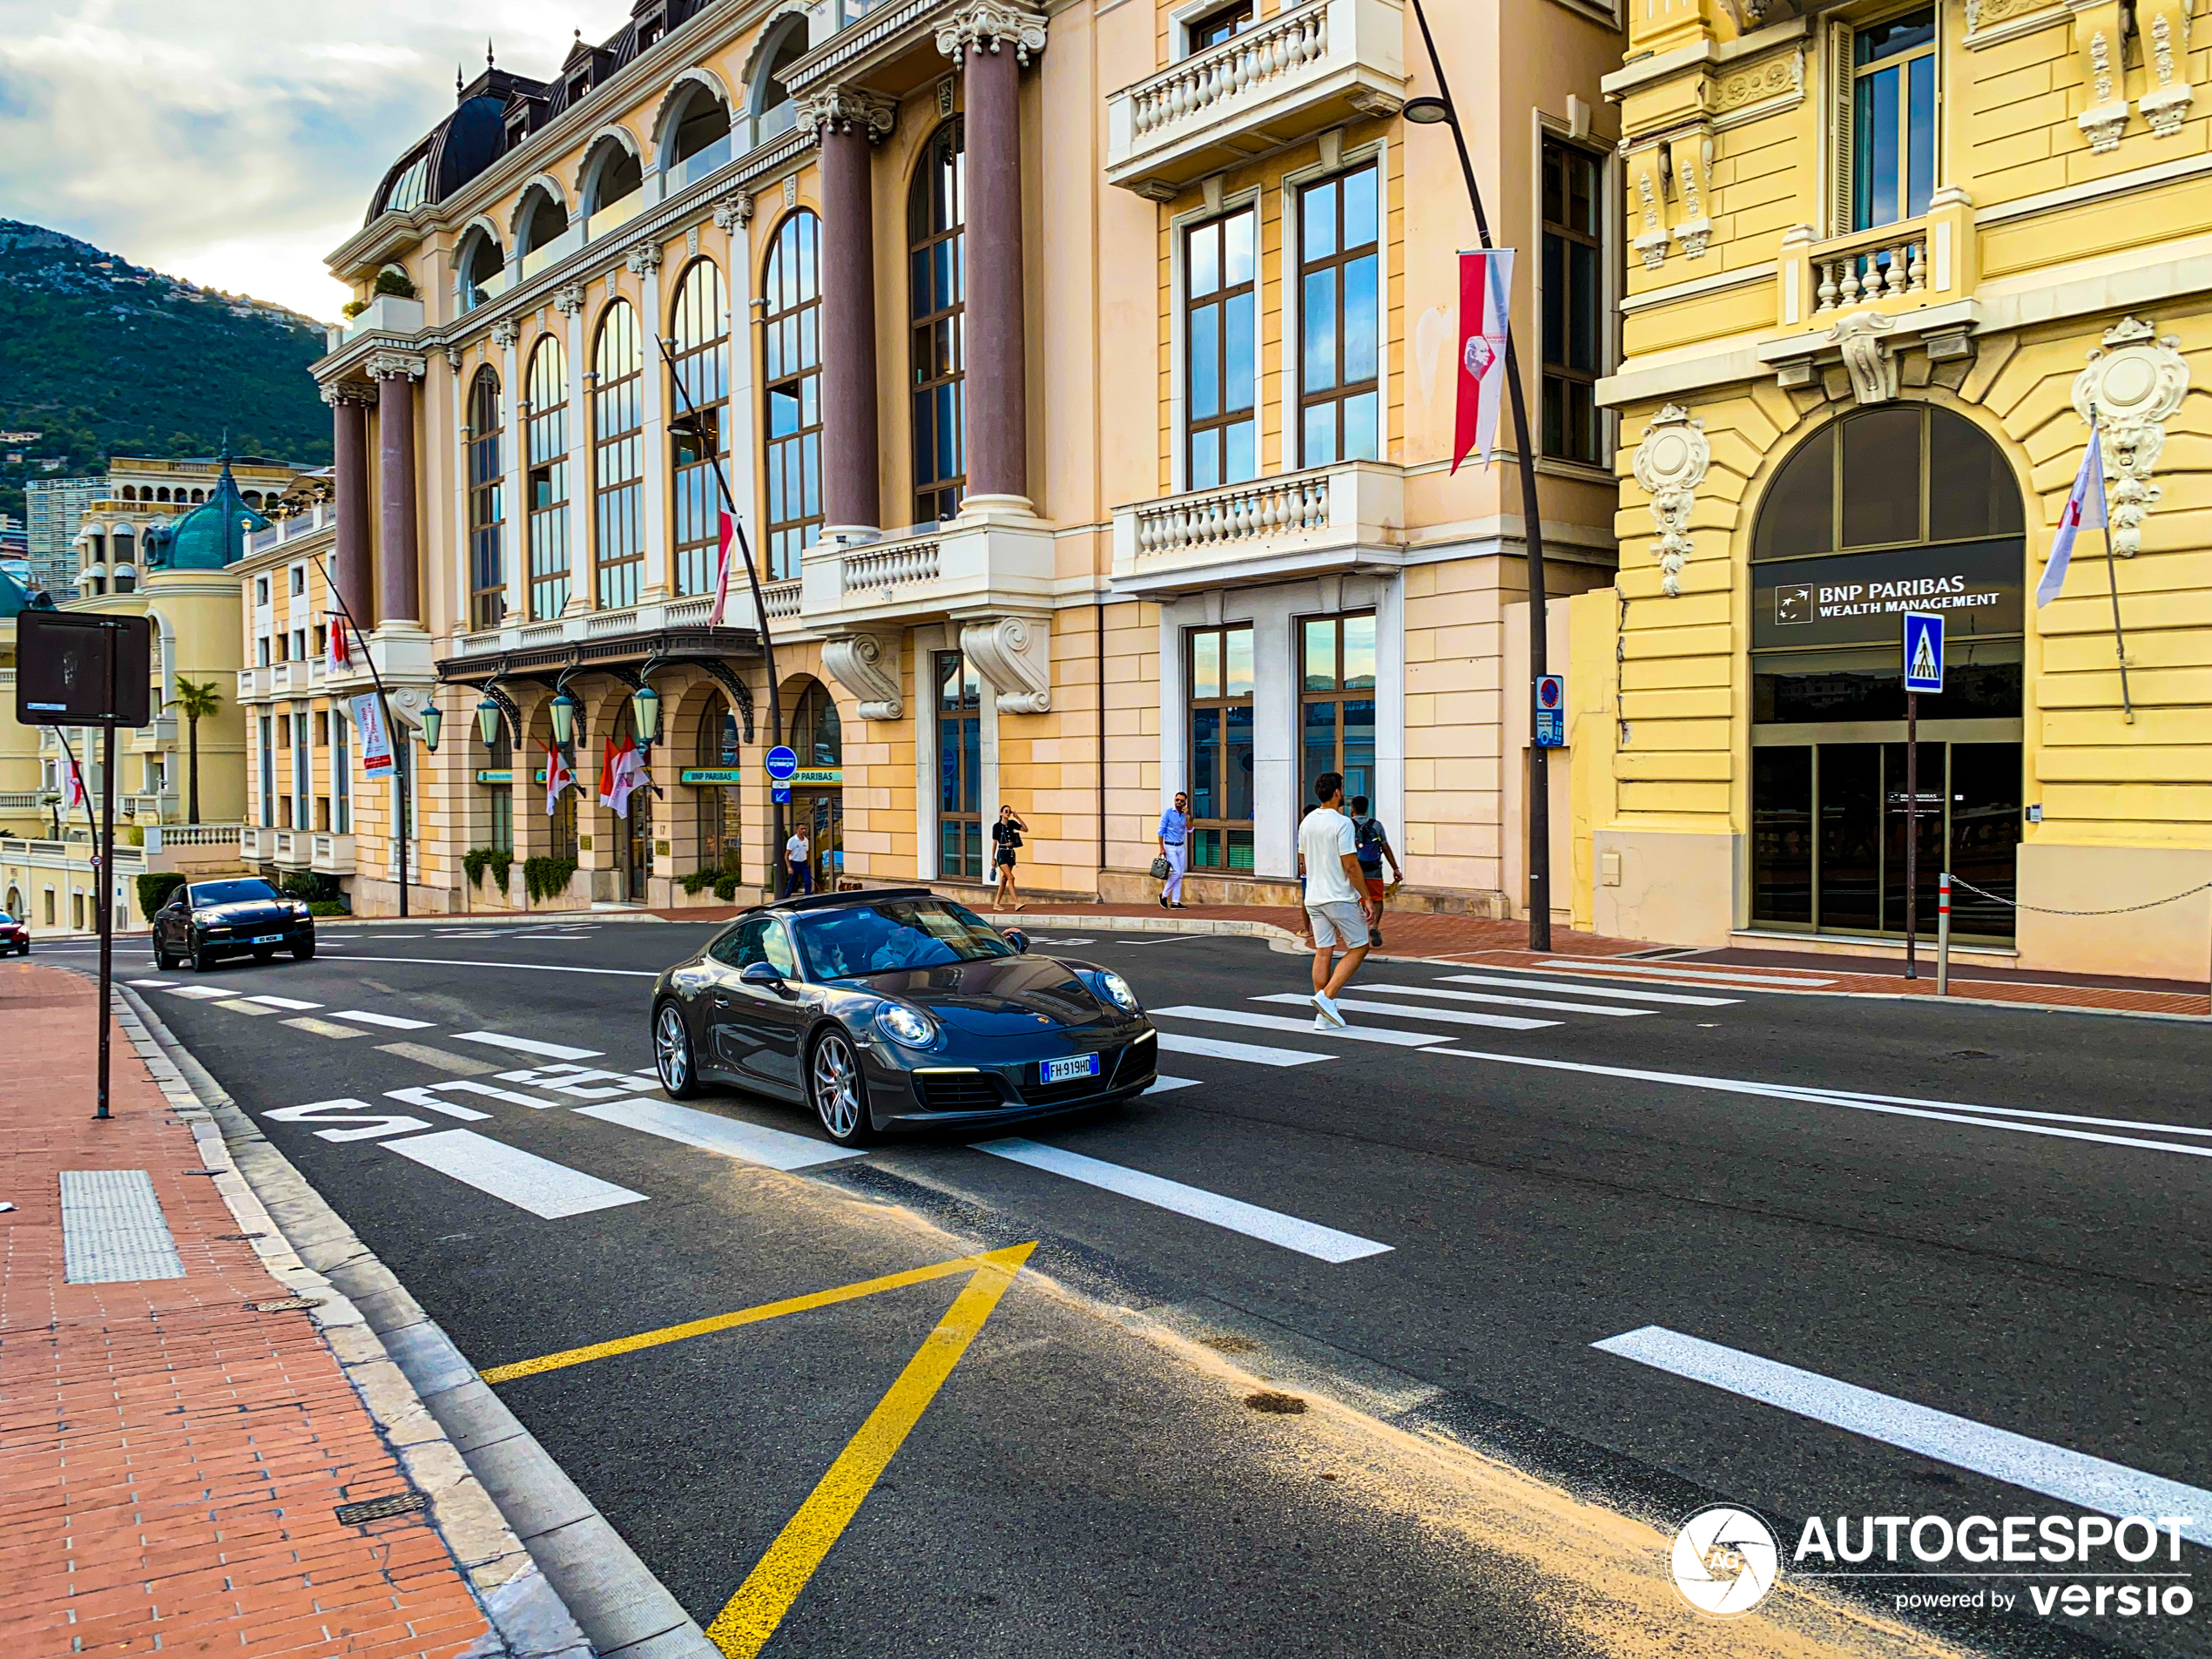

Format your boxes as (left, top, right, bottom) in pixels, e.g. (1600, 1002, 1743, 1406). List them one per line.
(796, 516, 1056, 632)
(1762, 192, 1982, 388)
(435, 591, 764, 687)
(1109, 461, 1404, 594)
(1106, 0, 1408, 199)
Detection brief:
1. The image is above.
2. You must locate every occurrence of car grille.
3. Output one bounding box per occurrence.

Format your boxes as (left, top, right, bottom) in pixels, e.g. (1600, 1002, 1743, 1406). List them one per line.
(913, 1071, 1008, 1112)
(1014, 1040, 1153, 1108)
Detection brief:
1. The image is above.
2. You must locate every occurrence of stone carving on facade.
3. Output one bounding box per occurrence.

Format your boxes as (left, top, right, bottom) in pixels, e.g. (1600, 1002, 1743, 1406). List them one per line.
(934, 1, 1049, 64)
(959, 615, 1052, 714)
(1829, 311, 1900, 404)
(2073, 315, 2190, 556)
(822, 633, 905, 721)
(489, 318, 520, 350)
(711, 192, 753, 233)
(365, 348, 428, 382)
(795, 85, 899, 140)
(1966, 0, 2066, 33)
(2078, 30, 2129, 151)
(318, 381, 376, 407)
(1672, 137, 1715, 258)
(1704, 47, 1804, 118)
(1634, 169, 1668, 270)
(1630, 405, 1710, 598)
(553, 281, 588, 317)
(685, 226, 700, 259)
(2139, 10, 2195, 136)
(624, 243, 664, 277)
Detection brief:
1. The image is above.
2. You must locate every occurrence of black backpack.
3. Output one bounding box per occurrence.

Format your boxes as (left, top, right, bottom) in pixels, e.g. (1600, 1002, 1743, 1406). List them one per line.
(1354, 815, 1386, 862)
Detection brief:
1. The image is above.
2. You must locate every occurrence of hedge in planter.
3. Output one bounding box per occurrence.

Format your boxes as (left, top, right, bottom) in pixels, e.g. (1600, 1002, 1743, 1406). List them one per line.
(462, 848, 515, 893)
(523, 856, 577, 906)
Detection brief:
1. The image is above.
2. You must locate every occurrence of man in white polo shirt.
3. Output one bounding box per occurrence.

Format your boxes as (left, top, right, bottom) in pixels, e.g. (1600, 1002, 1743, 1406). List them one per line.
(1296, 769, 1377, 1028)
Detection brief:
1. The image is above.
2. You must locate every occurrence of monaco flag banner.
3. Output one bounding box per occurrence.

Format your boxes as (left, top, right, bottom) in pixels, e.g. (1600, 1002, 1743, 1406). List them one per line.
(543, 740, 574, 817)
(709, 510, 737, 627)
(1452, 248, 1515, 475)
(327, 613, 351, 674)
(599, 735, 647, 819)
(351, 692, 394, 778)
(2037, 427, 2107, 608)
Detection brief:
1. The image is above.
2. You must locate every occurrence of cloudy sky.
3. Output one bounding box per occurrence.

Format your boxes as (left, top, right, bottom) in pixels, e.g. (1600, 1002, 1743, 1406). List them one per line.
(0, 0, 595, 320)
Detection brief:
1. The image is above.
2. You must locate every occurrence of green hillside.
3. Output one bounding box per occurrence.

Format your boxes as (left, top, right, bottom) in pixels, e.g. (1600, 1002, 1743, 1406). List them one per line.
(0, 221, 332, 520)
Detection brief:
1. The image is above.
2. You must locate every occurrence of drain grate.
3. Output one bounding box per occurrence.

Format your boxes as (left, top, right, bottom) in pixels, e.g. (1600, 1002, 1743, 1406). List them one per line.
(334, 1492, 427, 1526)
(249, 1296, 322, 1312)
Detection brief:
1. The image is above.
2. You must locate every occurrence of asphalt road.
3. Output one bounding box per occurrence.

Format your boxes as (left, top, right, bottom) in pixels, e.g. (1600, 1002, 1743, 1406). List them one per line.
(55, 915, 2212, 1659)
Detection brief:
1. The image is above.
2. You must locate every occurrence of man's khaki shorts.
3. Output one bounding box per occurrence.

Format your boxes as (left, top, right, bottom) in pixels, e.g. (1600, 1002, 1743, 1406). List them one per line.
(1305, 900, 1368, 949)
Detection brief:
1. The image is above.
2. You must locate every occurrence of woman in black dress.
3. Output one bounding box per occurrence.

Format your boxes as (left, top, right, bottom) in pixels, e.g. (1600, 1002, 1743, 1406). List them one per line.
(991, 806, 1028, 911)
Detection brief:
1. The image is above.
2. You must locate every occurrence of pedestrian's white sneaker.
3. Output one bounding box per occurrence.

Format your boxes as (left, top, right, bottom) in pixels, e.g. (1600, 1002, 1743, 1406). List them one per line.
(1312, 992, 1346, 1027)
(1313, 1013, 1332, 1032)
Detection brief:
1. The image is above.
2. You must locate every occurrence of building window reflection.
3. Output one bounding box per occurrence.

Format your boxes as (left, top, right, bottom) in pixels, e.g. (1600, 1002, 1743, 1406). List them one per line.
(1297, 163, 1380, 467)
(467, 368, 506, 631)
(525, 336, 570, 619)
(1188, 624, 1254, 872)
(1184, 207, 1257, 490)
(592, 300, 645, 609)
(910, 119, 967, 526)
(761, 211, 822, 580)
(935, 651, 981, 879)
(1298, 613, 1376, 814)
(669, 259, 729, 598)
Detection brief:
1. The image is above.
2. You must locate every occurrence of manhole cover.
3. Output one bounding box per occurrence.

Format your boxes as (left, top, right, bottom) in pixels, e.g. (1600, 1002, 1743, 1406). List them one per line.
(335, 1492, 427, 1526)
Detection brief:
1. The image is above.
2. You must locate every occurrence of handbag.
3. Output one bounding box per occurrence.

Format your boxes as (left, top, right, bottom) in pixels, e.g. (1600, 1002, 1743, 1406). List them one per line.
(1149, 854, 1172, 880)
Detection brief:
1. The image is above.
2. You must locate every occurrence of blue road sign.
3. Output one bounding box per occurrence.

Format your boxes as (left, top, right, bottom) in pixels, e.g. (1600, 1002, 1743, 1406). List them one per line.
(1534, 674, 1566, 747)
(772, 786, 792, 805)
(764, 745, 799, 781)
(1903, 611, 1945, 693)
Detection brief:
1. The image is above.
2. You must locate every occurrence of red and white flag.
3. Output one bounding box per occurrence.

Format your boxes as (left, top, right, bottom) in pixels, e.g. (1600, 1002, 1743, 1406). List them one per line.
(1452, 249, 1516, 475)
(62, 753, 86, 811)
(708, 510, 737, 627)
(2037, 428, 2107, 608)
(327, 614, 351, 673)
(598, 735, 647, 819)
(543, 741, 574, 817)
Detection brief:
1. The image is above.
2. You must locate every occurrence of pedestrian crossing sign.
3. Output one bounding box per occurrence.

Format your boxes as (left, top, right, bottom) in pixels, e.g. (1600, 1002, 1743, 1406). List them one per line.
(1903, 610, 1944, 693)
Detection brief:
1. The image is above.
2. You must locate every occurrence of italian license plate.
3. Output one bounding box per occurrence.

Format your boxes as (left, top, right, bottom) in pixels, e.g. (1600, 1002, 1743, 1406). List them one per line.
(251, 934, 284, 945)
(1042, 1053, 1101, 1085)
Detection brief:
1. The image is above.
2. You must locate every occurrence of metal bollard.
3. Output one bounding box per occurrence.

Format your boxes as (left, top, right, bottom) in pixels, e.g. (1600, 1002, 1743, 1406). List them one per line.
(1935, 873, 1952, 997)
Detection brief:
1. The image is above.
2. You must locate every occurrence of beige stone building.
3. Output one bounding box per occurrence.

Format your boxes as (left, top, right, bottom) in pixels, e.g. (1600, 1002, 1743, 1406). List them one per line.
(316, 0, 1624, 918)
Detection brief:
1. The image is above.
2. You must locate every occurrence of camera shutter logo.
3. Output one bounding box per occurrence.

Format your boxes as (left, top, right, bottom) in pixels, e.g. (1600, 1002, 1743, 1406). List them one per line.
(1670, 1506, 1781, 1617)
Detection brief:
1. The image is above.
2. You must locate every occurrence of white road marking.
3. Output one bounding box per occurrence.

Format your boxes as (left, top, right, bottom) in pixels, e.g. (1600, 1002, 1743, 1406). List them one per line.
(449, 1030, 605, 1061)
(375, 1042, 499, 1076)
(382, 1129, 649, 1218)
(1154, 1032, 1332, 1067)
(1366, 984, 1656, 1018)
(494, 1062, 662, 1099)
(1441, 973, 1739, 1008)
(1595, 1326, 2212, 1549)
(1253, 992, 1557, 1033)
(126, 979, 176, 988)
(340, 954, 658, 977)
(575, 1097, 863, 1170)
(60, 1170, 185, 1283)
(265, 1098, 436, 1142)
(974, 1138, 1392, 1263)
(328, 1009, 434, 1030)
(1111, 934, 1212, 948)
(1146, 1076, 1202, 1094)
(246, 995, 321, 1010)
(1152, 1005, 1446, 1048)
(384, 1085, 501, 1120)
(1528, 959, 1835, 988)
(159, 985, 232, 999)
(282, 1016, 365, 1040)
(215, 999, 277, 1016)
(1433, 1048, 2212, 1159)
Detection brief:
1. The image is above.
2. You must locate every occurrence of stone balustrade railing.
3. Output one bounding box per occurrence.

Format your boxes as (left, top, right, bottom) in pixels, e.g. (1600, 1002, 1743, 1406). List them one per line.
(1815, 232, 1929, 314)
(1134, 473, 1332, 557)
(840, 541, 942, 595)
(1129, 1, 1334, 140)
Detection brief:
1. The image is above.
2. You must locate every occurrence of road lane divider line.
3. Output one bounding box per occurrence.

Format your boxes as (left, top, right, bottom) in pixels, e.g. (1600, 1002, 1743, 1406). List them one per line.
(449, 1030, 604, 1061)
(338, 954, 658, 977)
(213, 998, 278, 1016)
(1152, 1005, 1447, 1048)
(375, 1041, 500, 1076)
(1369, 983, 1656, 1016)
(1440, 973, 1739, 1008)
(1528, 958, 1836, 987)
(158, 985, 233, 999)
(1594, 1325, 2212, 1548)
(1145, 1075, 1201, 1093)
(1252, 992, 1558, 1033)
(281, 1016, 366, 1040)
(1153, 1032, 1332, 1067)
(246, 995, 322, 1010)
(575, 1097, 864, 1169)
(973, 1138, 1393, 1263)
(381, 1128, 649, 1218)
(478, 1247, 1017, 1385)
(328, 1009, 434, 1030)
(125, 979, 175, 988)
(705, 1244, 1038, 1658)
(1432, 1048, 2212, 1158)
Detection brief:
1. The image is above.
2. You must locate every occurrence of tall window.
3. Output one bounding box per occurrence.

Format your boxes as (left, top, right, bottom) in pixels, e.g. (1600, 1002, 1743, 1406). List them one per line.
(1851, 8, 1936, 232)
(910, 119, 967, 524)
(1189, 0, 1254, 49)
(259, 716, 273, 828)
(793, 679, 843, 770)
(1298, 163, 1380, 467)
(593, 299, 645, 609)
(698, 696, 742, 873)
(549, 765, 577, 861)
(293, 705, 311, 829)
(468, 368, 506, 630)
(935, 651, 981, 879)
(1185, 207, 1257, 490)
(1541, 138, 1604, 467)
(483, 719, 514, 855)
(762, 211, 823, 580)
(1299, 613, 1377, 812)
(670, 260, 729, 597)
(332, 710, 349, 834)
(526, 336, 570, 619)
(1188, 624, 1254, 873)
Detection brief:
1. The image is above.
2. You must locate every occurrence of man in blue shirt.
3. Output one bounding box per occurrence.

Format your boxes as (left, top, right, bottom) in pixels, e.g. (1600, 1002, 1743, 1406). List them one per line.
(1157, 792, 1190, 908)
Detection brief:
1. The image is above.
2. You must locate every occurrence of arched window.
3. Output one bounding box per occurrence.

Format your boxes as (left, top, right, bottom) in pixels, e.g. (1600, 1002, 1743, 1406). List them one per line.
(1753, 404, 2023, 558)
(458, 228, 506, 311)
(697, 695, 742, 873)
(762, 211, 821, 580)
(909, 119, 966, 524)
(157, 488, 171, 503)
(668, 260, 729, 597)
(592, 300, 645, 609)
(663, 84, 732, 188)
(748, 23, 809, 145)
(467, 367, 507, 630)
(516, 187, 570, 259)
(482, 714, 514, 855)
(583, 138, 644, 227)
(526, 336, 571, 619)
(190, 489, 206, 503)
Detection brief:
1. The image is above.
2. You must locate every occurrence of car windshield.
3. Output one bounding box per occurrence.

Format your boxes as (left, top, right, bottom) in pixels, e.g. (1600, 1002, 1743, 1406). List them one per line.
(794, 899, 1015, 981)
(0, 914, 14, 925)
(190, 880, 282, 906)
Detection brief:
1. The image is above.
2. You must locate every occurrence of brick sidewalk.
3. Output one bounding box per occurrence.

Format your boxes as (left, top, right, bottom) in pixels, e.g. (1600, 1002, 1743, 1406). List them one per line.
(0, 962, 496, 1658)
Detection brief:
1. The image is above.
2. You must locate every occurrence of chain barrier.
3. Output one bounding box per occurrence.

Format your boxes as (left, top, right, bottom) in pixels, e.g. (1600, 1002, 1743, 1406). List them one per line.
(1947, 875, 2212, 918)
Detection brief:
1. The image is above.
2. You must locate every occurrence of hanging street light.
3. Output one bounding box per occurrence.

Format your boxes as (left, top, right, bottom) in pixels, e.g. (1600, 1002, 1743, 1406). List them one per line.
(631, 679, 660, 748)
(420, 700, 442, 753)
(549, 690, 577, 748)
(476, 696, 502, 750)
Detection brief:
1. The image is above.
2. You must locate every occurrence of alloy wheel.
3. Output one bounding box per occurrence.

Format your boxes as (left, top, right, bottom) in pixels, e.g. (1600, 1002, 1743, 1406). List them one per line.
(655, 1003, 694, 1097)
(811, 1030, 867, 1143)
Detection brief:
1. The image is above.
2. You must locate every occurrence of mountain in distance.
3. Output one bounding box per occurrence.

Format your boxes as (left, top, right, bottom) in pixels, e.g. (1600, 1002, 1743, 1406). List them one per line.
(0, 220, 333, 519)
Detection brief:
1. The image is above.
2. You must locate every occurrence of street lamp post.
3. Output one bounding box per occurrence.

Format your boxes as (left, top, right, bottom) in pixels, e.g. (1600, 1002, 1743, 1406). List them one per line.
(1403, 0, 1555, 952)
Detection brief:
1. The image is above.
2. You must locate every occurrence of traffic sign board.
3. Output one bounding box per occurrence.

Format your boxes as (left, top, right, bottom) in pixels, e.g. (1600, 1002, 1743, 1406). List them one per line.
(1534, 674, 1566, 747)
(772, 786, 792, 805)
(764, 745, 799, 781)
(1903, 611, 1945, 693)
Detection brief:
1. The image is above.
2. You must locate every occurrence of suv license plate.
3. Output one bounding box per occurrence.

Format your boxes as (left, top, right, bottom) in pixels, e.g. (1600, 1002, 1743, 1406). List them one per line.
(251, 934, 284, 945)
(1042, 1054, 1101, 1084)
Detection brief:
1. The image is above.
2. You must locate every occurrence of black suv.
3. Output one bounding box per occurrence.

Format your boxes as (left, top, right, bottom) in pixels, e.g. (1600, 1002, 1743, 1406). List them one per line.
(152, 878, 316, 972)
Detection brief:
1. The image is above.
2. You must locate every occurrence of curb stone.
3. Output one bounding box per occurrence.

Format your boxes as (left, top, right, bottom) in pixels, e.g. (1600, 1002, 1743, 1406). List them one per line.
(118, 983, 719, 1659)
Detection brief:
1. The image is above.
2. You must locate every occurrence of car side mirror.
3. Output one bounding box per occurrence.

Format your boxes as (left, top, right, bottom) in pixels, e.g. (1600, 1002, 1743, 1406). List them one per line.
(739, 960, 786, 986)
(1002, 929, 1028, 954)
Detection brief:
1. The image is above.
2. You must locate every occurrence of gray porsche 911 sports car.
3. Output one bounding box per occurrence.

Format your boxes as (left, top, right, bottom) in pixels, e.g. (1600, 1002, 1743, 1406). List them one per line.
(649, 888, 1157, 1146)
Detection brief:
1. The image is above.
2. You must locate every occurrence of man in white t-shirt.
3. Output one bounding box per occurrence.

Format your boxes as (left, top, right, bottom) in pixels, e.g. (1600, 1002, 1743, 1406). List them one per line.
(786, 824, 813, 894)
(1296, 770, 1377, 1028)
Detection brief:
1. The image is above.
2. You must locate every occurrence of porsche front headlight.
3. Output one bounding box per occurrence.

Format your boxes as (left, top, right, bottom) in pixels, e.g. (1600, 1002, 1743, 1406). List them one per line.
(875, 1002, 937, 1047)
(1084, 969, 1142, 1014)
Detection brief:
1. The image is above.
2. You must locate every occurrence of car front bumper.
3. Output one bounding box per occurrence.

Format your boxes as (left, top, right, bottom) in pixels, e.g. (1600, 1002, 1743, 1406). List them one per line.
(193, 921, 315, 954)
(871, 1026, 1157, 1129)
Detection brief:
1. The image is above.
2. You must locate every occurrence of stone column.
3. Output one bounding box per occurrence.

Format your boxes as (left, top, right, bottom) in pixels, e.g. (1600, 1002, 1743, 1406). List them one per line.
(369, 350, 427, 624)
(805, 88, 896, 541)
(715, 192, 758, 579)
(325, 384, 375, 628)
(630, 244, 670, 602)
(939, 4, 1046, 513)
(493, 318, 527, 625)
(554, 282, 591, 616)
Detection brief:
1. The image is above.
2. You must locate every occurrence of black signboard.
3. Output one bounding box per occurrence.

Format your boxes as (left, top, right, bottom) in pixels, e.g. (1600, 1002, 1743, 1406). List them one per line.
(14, 611, 153, 726)
(1752, 540, 2023, 652)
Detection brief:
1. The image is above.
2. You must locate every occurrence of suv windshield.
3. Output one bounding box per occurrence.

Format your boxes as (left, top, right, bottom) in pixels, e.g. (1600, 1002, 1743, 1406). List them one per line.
(794, 899, 1015, 981)
(189, 880, 283, 906)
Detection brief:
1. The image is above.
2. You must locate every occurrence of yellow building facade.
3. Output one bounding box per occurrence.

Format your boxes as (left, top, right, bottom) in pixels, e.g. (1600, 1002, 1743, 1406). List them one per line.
(1578, 0, 2212, 978)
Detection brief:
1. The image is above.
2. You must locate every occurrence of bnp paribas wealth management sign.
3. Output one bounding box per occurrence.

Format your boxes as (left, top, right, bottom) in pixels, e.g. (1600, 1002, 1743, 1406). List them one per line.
(1752, 540, 2023, 652)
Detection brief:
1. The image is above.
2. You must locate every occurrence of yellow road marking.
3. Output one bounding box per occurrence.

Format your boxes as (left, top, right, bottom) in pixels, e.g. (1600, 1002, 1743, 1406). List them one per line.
(479, 1248, 1008, 1385)
(705, 1241, 1037, 1658)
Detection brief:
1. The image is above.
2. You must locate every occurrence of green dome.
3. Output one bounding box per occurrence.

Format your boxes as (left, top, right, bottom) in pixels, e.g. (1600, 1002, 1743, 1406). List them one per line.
(0, 563, 30, 618)
(152, 459, 270, 571)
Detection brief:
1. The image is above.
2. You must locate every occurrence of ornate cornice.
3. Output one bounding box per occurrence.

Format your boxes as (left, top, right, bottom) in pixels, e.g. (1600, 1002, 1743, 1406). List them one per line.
(489, 318, 520, 350)
(711, 192, 753, 233)
(365, 348, 428, 382)
(553, 281, 588, 317)
(624, 243, 664, 277)
(795, 85, 899, 140)
(934, 1, 1049, 64)
(318, 382, 377, 408)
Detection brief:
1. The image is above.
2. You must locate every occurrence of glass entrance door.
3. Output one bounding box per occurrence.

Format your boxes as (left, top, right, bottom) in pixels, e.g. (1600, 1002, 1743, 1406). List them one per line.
(623, 784, 652, 902)
(804, 792, 843, 892)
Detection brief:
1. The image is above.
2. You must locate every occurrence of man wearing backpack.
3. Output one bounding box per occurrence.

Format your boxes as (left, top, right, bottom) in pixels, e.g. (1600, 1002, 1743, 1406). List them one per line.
(1348, 795, 1403, 948)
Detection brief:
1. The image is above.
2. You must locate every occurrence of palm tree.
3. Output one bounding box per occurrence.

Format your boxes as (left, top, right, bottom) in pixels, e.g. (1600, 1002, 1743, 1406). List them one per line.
(167, 678, 222, 826)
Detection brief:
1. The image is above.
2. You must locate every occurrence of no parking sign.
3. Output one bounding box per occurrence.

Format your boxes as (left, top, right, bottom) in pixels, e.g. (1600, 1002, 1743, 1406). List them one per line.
(1534, 675, 1566, 747)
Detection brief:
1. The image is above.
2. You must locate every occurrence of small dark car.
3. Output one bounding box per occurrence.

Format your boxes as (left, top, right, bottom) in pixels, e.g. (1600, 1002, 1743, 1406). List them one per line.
(0, 911, 27, 955)
(651, 889, 1157, 1146)
(152, 878, 316, 971)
